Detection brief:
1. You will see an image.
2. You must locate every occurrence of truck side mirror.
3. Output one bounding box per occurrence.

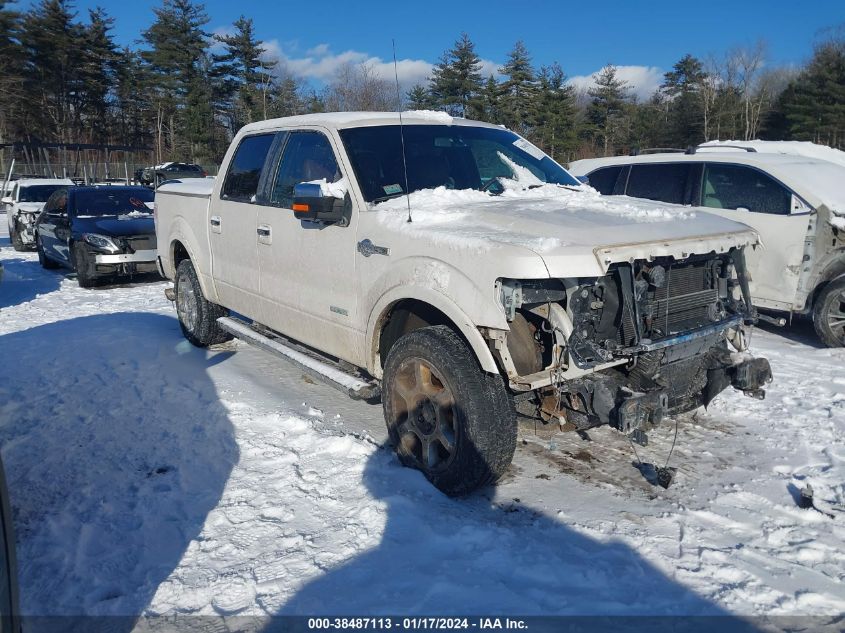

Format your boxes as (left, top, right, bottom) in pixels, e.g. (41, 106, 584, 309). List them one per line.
(1, 196, 12, 205)
(292, 182, 349, 226)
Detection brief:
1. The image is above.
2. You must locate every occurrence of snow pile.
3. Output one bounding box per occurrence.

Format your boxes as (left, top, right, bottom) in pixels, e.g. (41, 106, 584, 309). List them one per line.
(374, 183, 696, 253)
(700, 140, 845, 169)
(404, 110, 454, 124)
(304, 177, 348, 198)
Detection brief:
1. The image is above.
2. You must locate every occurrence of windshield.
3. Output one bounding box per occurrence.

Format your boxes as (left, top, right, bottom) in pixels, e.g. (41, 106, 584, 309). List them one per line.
(19, 185, 65, 203)
(72, 189, 155, 217)
(338, 124, 579, 202)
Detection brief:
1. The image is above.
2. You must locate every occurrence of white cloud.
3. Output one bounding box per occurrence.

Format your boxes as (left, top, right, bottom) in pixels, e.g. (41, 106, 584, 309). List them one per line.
(567, 65, 665, 101)
(260, 41, 500, 92)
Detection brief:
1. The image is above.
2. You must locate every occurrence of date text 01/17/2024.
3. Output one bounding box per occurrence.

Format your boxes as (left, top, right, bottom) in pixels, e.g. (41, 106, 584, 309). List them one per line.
(307, 618, 528, 630)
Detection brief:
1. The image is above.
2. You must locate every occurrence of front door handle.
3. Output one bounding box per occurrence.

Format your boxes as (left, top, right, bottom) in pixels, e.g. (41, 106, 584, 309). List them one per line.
(257, 224, 272, 244)
(210, 215, 222, 234)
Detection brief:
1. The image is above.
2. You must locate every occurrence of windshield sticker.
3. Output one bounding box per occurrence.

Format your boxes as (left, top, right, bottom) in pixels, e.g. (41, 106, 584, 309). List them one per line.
(513, 138, 545, 161)
(383, 184, 403, 195)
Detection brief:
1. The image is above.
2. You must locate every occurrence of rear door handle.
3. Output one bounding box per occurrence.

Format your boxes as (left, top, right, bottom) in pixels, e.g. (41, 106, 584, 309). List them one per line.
(210, 215, 222, 233)
(257, 224, 272, 244)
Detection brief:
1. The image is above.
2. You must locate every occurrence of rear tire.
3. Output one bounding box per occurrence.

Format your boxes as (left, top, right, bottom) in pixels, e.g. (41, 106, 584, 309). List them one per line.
(813, 278, 845, 348)
(36, 235, 59, 269)
(72, 242, 97, 288)
(382, 325, 516, 496)
(174, 259, 232, 347)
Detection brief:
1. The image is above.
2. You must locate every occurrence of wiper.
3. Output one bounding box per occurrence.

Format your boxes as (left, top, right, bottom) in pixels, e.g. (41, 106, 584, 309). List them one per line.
(371, 192, 407, 204)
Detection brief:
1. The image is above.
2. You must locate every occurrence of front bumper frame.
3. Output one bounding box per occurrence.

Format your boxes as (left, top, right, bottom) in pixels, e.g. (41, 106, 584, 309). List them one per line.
(94, 249, 157, 264)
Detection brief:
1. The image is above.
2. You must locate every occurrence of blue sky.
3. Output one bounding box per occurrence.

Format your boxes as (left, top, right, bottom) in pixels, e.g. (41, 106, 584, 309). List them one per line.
(16, 0, 845, 97)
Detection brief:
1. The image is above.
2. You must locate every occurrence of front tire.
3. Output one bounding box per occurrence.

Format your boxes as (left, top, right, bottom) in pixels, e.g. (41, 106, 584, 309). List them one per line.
(36, 235, 59, 269)
(10, 221, 25, 252)
(174, 259, 232, 347)
(813, 278, 845, 347)
(72, 242, 97, 287)
(382, 325, 516, 496)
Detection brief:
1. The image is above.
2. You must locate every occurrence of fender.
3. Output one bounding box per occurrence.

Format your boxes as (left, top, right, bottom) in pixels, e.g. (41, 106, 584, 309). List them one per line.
(166, 217, 217, 303)
(366, 284, 503, 378)
(799, 246, 845, 312)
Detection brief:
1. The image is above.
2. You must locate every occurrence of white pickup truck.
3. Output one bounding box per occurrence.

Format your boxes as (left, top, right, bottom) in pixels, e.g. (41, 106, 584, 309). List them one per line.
(155, 112, 772, 495)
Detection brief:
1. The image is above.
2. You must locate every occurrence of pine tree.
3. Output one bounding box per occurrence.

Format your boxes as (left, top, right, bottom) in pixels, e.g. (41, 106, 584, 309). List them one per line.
(779, 40, 845, 148)
(406, 84, 435, 110)
(476, 75, 502, 124)
(661, 54, 705, 147)
(586, 64, 631, 155)
(267, 74, 306, 118)
(0, 1, 25, 142)
(140, 0, 211, 161)
(80, 7, 120, 143)
(532, 63, 577, 161)
(429, 33, 483, 117)
(19, 0, 87, 142)
(499, 41, 537, 136)
(213, 15, 276, 132)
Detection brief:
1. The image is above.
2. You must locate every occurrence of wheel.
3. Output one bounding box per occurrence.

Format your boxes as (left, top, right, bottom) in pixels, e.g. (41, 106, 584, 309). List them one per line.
(71, 242, 98, 287)
(36, 235, 59, 269)
(174, 259, 232, 347)
(10, 222, 25, 252)
(813, 277, 845, 347)
(382, 325, 516, 496)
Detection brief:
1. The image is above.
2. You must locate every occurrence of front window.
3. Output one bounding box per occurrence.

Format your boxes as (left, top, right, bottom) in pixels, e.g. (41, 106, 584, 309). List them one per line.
(72, 189, 155, 217)
(339, 124, 579, 203)
(18, 185, 65, 203)
(270, 131, 341, 208)
(701, 164, 790, 215)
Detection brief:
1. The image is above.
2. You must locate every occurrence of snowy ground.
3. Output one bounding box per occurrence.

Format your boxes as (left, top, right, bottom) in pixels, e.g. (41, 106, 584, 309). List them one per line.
(0, 218, 843, 631)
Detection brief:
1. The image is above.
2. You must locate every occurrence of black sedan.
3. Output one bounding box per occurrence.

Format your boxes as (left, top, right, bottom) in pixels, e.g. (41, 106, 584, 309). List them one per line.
(35, 186, 158, 287)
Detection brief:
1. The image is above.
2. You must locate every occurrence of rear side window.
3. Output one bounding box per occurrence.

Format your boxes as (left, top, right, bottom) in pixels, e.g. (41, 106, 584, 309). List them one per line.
(626, 163, 692, 205)
(701, 164, 791, 215)
(222, 134, 275, 202)
(587, 166, 625, 195)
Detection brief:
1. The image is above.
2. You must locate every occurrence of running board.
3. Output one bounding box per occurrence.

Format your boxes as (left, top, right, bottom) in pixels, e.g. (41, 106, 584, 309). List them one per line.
(216, 316, 380, 401)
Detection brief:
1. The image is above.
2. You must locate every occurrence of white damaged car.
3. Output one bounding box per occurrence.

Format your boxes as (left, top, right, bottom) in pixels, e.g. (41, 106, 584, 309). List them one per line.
(3, 178, 74, 251)
(155, 112, 772, 495)
(570, 143, 845, 347)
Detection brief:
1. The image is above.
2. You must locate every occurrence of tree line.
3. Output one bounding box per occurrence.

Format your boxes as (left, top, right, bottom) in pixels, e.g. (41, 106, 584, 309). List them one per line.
(1, 0, 843, 167)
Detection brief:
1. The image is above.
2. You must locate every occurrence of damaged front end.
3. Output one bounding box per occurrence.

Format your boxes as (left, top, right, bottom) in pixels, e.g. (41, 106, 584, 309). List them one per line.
(489, 248, 772, 439)
(14, 210, 40, 246)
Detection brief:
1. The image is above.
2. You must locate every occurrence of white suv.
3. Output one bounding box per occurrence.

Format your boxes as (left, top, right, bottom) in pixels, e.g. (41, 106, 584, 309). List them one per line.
(570, 148, 845, 347)
(3, 178, 75, 251)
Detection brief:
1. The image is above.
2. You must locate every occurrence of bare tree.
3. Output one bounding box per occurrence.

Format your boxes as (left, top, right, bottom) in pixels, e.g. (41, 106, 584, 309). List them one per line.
(729, 41, 767, 140)
(700, 55, 722, 141)
(323, 61, 394, 112)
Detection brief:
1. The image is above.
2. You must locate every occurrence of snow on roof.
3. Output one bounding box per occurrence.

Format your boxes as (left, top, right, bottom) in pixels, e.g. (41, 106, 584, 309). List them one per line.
(239, 111, 495, 135)
(157, 178, 215, 197)
(14, 178, 75, 186)
(699, 140, 845, 169)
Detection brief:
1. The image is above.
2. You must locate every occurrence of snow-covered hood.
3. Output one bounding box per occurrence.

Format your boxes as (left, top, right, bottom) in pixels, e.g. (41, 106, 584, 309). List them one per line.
(16, 202, 44, 214)
(374, 185, 757, 275)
